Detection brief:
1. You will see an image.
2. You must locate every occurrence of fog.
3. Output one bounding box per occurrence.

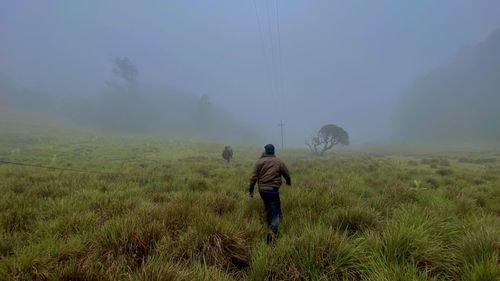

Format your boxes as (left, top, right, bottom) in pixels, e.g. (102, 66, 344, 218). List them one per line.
(1, 1, 500, 147)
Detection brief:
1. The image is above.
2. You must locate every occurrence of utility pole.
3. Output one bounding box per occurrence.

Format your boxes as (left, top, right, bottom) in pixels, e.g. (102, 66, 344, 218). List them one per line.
(278, 120, 285, 149)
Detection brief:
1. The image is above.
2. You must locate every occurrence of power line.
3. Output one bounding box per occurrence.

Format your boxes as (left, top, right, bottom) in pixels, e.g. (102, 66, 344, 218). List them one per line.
(275, 0, 285, 104)
(251, 0, 287, 148)
(252, 0, 279, 109)
(265, 0, 278, 101)
(274, 0, 286, 149)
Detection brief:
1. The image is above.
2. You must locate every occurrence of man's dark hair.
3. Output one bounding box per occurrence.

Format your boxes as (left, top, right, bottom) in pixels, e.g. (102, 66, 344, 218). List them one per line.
(265, 144, 275, 155)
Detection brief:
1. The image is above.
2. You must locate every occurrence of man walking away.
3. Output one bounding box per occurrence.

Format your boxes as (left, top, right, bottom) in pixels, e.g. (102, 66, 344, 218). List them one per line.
(222, 145, 233, 163)
(248, 144, 291, 244)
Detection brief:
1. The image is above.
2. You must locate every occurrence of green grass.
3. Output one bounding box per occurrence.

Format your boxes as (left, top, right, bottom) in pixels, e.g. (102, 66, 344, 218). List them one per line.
(0, 134, 499, 280)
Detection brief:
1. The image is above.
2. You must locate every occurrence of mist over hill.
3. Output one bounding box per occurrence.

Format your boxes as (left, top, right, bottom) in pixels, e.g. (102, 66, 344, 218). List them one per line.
(0, 71, 259, 144)
(395, 28, 500, 142)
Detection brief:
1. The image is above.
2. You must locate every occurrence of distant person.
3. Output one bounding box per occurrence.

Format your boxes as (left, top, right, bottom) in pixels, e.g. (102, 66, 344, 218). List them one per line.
(248, 144, 291, 244)
(222, 145, 233, 163)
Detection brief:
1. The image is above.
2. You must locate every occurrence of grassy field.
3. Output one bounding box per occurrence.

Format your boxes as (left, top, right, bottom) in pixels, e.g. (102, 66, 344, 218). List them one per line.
(0, 133, 499, 280)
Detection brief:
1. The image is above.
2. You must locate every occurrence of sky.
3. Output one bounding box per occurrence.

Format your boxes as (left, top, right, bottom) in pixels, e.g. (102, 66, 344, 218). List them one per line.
(1, 0, 500, 146)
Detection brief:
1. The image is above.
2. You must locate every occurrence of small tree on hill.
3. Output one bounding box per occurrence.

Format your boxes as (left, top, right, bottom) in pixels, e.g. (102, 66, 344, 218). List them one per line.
(306, 124, 349, 155)
(106, 57, 138, 93)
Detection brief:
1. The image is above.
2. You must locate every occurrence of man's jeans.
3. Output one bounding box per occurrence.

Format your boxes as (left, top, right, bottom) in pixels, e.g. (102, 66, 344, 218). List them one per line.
(259, 190, 281, 237)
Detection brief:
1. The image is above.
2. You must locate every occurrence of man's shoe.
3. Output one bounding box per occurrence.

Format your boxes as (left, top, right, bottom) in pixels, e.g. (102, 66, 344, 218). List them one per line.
(266, 231, 277, 245)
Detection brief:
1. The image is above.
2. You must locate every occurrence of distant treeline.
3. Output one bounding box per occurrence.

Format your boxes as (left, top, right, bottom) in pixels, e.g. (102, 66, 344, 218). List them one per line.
(2, 85, 257, 143)
(0, 58, 259, 143)
(395, 28, 500, 142)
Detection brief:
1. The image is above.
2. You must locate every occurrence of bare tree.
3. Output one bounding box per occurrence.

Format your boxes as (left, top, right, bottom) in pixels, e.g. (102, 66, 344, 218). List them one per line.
(306, 124, 349, 155)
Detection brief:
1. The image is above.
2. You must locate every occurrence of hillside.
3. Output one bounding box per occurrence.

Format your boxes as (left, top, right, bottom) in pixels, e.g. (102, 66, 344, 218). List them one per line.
(395, 28, 500, 141)
(1, 80, 259, 144)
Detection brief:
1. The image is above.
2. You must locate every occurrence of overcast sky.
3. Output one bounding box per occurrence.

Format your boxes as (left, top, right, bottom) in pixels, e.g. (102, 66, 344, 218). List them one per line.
(1, 1, 500, 146)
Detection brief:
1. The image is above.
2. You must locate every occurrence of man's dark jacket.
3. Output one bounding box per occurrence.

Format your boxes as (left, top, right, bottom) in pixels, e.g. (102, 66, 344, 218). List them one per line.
(249, 154, 291, 192)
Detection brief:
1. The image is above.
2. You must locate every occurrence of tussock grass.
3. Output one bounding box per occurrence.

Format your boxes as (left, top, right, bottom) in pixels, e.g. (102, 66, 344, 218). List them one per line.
(367, 205, 461, 278)
(1, 205, 35, 233)
(157, 213, 258, 273)
(461, 257, 500, 281)
(132, 255, 192, 281)
(248, 226, 365, 280)
(327, 205, 380, 235)
(458, 215, 499, 266)
(0, 135, 499, 280)
(90, 215, 165, 268)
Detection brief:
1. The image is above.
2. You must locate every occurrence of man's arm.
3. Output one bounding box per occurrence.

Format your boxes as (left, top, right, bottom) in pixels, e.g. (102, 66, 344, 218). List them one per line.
(281, 161, 291, 185)
(248, 161, 260, 194)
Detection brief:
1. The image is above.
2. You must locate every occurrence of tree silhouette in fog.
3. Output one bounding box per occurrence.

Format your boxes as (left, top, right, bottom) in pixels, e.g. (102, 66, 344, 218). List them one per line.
(307, 124, 349, 155)
(106, 57, 138, 93)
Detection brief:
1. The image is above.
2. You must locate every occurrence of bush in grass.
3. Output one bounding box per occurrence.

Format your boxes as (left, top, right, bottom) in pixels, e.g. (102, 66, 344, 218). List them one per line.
(241, 194, 262, 220)
(188, 262, 238, 281)
(453, 196, 477, 217)
(1, 206, 35, 232)
(150, 193, 170, 203)
(89, 215, 166, 268)
(54, 211, 101, 238)
(131, 255, 191, 281)
(439, 159, 450, 166)
(424, 177, 440, 188)
(202, 193, 237, 216)
(57, 257, 114, 281)
(0, 232, 16, 257)
(87, 199, 209, 270)
(0, 238, 83, 281)
(436, 168, 453, 176)
(247, 242, 301, 281)
(457, 215, 499, 268)
(283, 187, 355, 230)
(363, 260, 440, 281)
(187, 177, 211, 192)
(146, 201, 198, 236)
(407, 160, 419, 166)
(53, 238, 106, 281)
(248, 226, 365, 280)
(460, 257, 500, 281)
(161, 214, 257, 272)
(421, 158, 439, 166)
(366, 205, 461, 278)
(326, 206, 380, 235)
(90, 196, 138, 220)
(292, 227, 365, 280)
(381, 185, 419, 207)
(90, 206, 192, 267)
(200, 230, 250, 271)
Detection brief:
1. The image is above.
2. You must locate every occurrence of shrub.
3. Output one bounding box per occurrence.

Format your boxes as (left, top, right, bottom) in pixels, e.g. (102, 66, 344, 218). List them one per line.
(407, 160, 419, 166)
(89, 215, 166, 268)
(363, 260, 440, 281)
(424, 177, 440, 188)
(460, 257, 500, 281)
(368, 206, 460, 278)
(131, 255, 191, 281)
(327, 206, 380, 235)
(457, 216, 499, 267)
(436, 168, 453, 176)
(1, 206, 35, 232)
(202, 193, 237, 216)
(248, 226, 365, 280)
(158, 213, 257, 272)
(0, 232, 16, 257)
